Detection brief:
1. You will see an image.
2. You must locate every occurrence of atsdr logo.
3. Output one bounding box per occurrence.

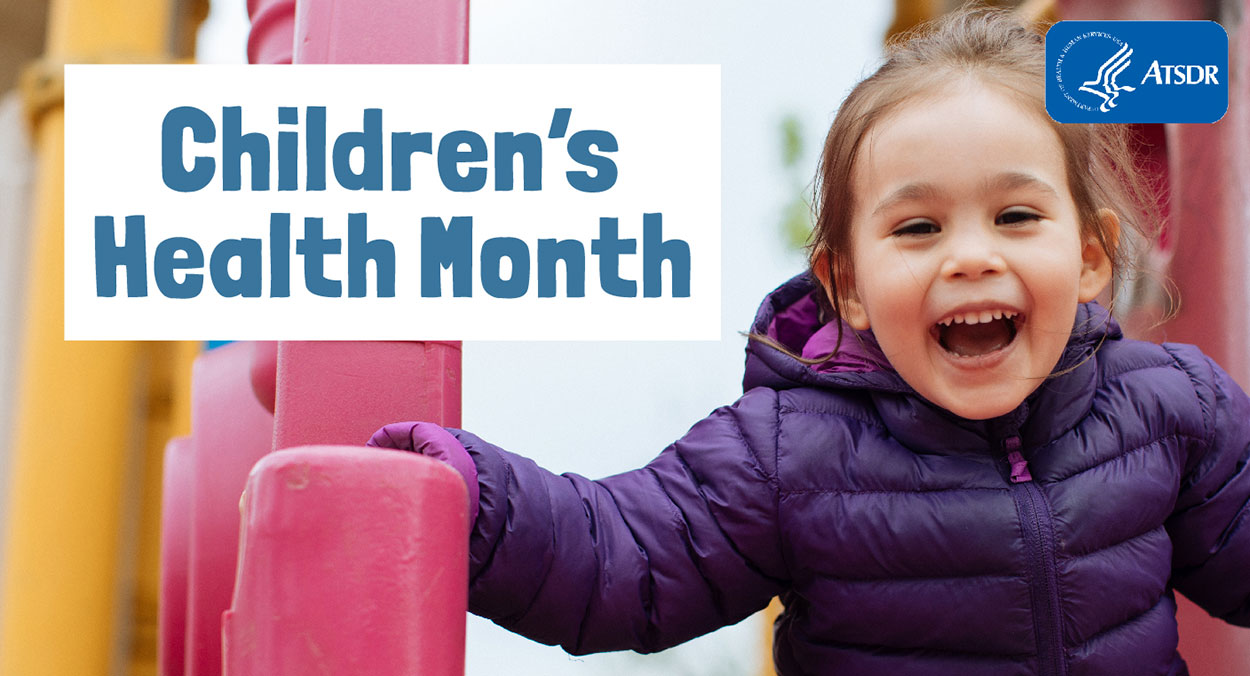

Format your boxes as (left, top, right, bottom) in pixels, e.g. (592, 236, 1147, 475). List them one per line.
(1046, 21, 1227, 124)
(1076, 40, 1135, 112)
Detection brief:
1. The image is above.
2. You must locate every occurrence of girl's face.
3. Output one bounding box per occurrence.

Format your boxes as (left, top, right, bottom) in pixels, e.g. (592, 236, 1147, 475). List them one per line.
(843, 80, 1113, 420)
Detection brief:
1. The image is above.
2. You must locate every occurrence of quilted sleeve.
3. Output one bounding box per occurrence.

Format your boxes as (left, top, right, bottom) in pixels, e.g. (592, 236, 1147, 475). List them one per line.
(1164, 344, 1250, 626)
(448, 386, 788, 655)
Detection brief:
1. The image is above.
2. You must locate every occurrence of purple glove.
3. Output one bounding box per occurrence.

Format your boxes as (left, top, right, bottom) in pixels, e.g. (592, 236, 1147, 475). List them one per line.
(367, 422, 479, 526)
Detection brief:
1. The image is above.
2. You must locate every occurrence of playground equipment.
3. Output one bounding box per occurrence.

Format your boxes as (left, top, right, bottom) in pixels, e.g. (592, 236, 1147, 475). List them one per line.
(225, 444, 467, 675)
(157, 2, 472, 675)
(0, 4, 202, 674)
(161, 340, 468, 676)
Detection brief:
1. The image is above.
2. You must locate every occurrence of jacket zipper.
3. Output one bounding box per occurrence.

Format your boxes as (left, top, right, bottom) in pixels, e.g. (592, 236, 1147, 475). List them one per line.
(1003, 435, 1066, 676)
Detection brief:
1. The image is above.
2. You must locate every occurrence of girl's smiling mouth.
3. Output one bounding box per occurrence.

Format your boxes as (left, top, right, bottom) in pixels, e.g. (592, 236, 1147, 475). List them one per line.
(932, 309, 1022, 358)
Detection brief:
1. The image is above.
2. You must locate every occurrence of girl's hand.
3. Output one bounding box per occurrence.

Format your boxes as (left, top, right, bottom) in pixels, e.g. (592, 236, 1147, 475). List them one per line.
(367, 421, 479, 525)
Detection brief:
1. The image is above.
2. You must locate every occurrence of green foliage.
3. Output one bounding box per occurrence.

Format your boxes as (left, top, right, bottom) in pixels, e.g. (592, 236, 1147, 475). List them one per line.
(782, 196, 813, 251)
(778, 114, 813, 252)
(781, 116, 803, 168)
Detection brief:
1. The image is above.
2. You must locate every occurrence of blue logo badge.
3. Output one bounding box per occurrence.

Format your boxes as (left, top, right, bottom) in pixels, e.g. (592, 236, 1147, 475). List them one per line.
(1046, 21, 1228, 123)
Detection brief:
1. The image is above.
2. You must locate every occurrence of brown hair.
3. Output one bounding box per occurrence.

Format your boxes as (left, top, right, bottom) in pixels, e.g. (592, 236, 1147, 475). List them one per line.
(807, 6, 1161, 329)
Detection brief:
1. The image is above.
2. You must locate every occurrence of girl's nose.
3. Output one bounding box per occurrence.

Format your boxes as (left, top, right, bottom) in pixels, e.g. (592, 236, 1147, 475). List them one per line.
(939, 229, 1006, 280)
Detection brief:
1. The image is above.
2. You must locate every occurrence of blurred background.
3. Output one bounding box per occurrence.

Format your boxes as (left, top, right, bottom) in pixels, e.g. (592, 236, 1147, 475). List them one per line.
(0, 0, 1246, 675)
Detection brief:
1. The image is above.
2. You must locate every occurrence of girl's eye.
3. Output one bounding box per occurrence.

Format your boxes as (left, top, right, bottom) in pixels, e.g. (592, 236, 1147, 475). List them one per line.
(891, 220, 939, 237)
(996, 209, 1042, 226)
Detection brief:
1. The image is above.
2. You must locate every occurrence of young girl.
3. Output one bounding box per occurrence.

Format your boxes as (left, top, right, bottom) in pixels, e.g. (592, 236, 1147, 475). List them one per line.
(371, 9, 1250, 675)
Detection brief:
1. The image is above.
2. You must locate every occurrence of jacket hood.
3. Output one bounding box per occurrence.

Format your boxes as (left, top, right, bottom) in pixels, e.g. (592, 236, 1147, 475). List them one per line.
(743, 273, 1123, 451)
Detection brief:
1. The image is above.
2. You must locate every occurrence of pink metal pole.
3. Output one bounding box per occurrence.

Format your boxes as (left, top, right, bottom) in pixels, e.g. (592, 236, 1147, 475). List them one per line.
(271, 341, 462, 451)
(226, 3, 472, 675)
(293, 0, 468, 64)
(222, 340, 466, 676)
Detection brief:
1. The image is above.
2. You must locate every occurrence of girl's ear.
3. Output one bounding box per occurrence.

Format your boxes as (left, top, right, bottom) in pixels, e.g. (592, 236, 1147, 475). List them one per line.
(1078, 208, 1120, 303)
(812, 247, 871, 330)
(842, 296, 871, 330)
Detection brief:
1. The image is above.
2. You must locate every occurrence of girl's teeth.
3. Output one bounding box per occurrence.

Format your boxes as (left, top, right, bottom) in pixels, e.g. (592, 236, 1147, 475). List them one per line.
(937, 310, 1019, 327)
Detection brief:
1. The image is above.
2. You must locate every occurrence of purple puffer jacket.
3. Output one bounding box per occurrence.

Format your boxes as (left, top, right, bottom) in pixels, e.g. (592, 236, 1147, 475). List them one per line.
(451, 274, 1250, 676)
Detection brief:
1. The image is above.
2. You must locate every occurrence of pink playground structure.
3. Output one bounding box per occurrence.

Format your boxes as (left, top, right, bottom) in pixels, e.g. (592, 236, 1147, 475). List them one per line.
(162, 341, 467, 676)
(162, 339, 469, 675)
(159, 1, 470, 674)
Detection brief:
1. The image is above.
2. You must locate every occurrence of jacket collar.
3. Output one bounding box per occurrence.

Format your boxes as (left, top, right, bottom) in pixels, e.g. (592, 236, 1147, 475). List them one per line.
(745, 273, 1118, 453)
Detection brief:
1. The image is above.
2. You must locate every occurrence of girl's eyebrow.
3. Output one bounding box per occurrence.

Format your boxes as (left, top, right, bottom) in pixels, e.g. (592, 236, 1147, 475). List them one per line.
(871, 172, 1060, 216)
(871, 182, 941, 216)
(986, 171, 1060, 199)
